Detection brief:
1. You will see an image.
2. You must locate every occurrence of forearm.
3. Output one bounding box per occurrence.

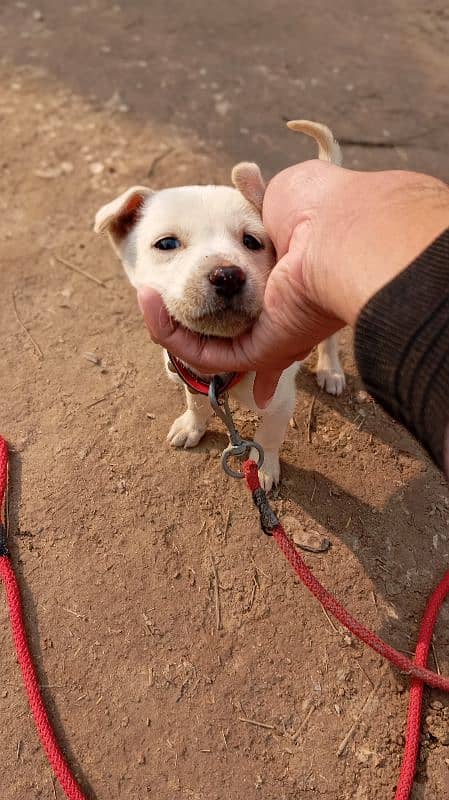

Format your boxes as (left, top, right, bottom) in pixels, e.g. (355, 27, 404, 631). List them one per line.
(355, 228, 449, 474)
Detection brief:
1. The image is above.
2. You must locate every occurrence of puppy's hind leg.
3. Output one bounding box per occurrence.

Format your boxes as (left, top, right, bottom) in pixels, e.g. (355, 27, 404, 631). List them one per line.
(315, 334, 346, 396)
(167, 387, 212, 448)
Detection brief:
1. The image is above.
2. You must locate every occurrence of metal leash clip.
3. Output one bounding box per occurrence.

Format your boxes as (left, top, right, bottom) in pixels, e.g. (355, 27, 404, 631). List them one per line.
(208, 376, 264, 479)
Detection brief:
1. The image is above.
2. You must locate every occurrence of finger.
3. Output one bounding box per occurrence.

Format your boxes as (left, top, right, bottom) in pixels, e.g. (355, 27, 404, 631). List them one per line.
(253, 369, 284, 409)
(137, 286, 177, 343)
(137, 286, 254, 373)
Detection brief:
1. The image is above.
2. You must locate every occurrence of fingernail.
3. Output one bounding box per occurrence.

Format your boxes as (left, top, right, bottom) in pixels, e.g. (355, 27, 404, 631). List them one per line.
(137, 285, 153, 314)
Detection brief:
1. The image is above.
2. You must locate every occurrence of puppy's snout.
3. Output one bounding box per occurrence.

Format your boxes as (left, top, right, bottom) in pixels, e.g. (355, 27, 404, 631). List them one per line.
(208, 266, 246, 298)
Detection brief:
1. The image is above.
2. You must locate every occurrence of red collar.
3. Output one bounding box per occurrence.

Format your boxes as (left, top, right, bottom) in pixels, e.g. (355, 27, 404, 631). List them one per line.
(168, 353, 244, 396)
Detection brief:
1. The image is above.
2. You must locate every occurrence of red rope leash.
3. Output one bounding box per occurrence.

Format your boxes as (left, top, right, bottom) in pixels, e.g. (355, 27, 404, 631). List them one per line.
(0, 437, 88, 800)
(1, 433, 448, 800)
(243, 459, 449, 800)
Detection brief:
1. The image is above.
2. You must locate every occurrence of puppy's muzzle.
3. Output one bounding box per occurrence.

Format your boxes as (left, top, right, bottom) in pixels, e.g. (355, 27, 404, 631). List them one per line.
(208, 266, 246, 298)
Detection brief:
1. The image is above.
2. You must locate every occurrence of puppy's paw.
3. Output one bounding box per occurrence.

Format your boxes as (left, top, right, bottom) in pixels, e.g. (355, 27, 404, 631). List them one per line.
(167, 412, 207, 449)
(251, 448, 280, 493)
(316, 368, 346, 396)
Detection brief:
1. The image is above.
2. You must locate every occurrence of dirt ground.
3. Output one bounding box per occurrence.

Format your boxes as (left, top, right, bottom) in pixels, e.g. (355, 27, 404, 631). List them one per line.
(1, 2, 449, 799)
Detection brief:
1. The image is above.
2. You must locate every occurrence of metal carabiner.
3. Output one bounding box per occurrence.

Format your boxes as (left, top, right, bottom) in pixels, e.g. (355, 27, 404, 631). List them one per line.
(208, 377, 264, 479)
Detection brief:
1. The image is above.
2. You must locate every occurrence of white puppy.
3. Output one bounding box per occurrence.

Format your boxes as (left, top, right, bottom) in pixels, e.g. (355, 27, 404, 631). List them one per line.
(95, 120, 345, 491)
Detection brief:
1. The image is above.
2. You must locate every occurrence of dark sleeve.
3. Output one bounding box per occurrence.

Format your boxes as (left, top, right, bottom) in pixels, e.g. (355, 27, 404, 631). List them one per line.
(354, 227, 449, 470)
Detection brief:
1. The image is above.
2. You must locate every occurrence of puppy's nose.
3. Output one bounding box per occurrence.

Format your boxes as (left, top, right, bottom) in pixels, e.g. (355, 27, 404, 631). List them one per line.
(208, 266, 246, 298)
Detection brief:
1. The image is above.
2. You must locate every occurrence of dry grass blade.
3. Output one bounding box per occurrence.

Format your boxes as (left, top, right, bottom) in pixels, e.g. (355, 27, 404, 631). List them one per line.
(239, 717, 275, 731)
(147, 147, 175, 178)
(337, 664, 387, 757)
(55, 255, 107, 288)
(291, 703, 316, 742)
(431, 641, 441, 675)
(12, 291, 44, 359)
(307, 395, 317, 443)
(211, 555, 221, 630)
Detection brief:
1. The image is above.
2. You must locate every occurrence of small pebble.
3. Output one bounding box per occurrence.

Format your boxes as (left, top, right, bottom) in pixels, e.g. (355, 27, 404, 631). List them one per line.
(356, 390, 369, 403)
(89, 162, 104, 175)
(82, 352, 101, 365)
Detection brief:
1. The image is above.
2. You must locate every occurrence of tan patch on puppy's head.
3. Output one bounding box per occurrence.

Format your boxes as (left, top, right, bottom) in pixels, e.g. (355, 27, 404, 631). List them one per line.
(95, 185, 153, 251)
(231, 162, 266, 212)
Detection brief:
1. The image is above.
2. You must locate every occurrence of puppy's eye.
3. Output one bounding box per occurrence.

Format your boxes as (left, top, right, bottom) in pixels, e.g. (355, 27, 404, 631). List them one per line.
(154, 237, 181, 251)
(243, 233, 263, 251)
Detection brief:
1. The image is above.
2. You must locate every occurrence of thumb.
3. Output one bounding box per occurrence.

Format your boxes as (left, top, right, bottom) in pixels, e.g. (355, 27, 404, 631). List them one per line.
(253, 369, 284, 409)
(137, 286, 177, 343)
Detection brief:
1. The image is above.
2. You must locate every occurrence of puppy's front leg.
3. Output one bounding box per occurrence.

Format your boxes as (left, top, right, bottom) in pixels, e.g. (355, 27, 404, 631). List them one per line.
(250, 367, 297, 492)
(315, 334, 346, 396)
(167, 388, 212, 449)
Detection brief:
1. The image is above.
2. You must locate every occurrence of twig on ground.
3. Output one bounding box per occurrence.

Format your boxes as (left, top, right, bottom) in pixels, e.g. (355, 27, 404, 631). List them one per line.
(291, 703, 316, 742)
(211, 555, 221, 630)
(12, 291, 44, 359)
(5, 475, 10, 538)
(248, 570, 259, 610)
(321, 606, 339, 635)
(223, 509, 231, 543)
(86, 388, 123, 408)
(54, 255, 107, 288)
(239, 717, 275, 731)
(307, 395, 317, 443)
(61, 607, 86, 620)
(354, 659, 374, 687)
(337, 664, 387, 757)
(147, 147, 174, 179)
(431, 641, 441, 675)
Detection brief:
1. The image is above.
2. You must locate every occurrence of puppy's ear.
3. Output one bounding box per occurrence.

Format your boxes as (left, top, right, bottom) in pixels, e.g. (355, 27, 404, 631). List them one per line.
(231, 162, 266, 212)
(94, 185, 153, 253)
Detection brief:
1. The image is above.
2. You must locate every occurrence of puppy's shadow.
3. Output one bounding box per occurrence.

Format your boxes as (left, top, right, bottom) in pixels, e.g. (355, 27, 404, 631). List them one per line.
(5, 449, 97, 800)
(297, 364, 423, 457)
(192, 431, 230, 453)
(177, 383, 447, 665)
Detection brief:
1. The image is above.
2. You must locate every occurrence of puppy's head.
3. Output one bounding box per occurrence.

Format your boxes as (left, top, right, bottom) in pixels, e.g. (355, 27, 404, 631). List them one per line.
(95, 163, 275, 337)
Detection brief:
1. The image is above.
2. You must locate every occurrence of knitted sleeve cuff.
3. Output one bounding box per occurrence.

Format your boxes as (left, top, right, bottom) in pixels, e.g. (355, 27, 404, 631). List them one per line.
(354, 227, 449, 470)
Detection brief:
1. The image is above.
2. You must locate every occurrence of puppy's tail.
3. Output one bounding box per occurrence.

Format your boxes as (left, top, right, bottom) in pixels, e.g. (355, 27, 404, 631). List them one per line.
(286, 119, 342, 165)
